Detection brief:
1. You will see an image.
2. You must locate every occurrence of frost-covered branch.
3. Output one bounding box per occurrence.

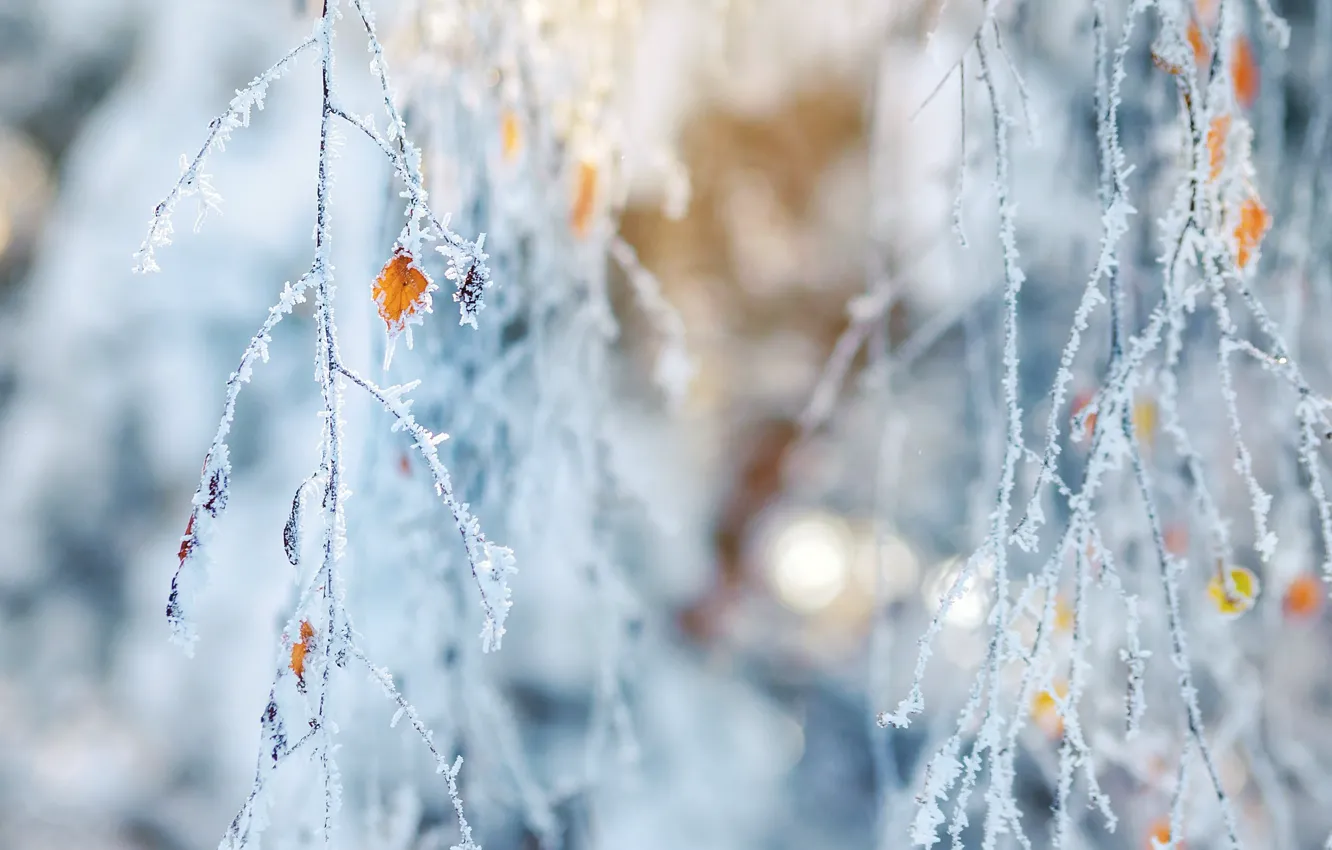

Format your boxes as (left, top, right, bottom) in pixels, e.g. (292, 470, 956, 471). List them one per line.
(133, 34, 319, 273)
(608, 236, 694, 406)
(336, 363, 516, 651)
(138, 1, 508, 846)
(167, 274, 311, 651)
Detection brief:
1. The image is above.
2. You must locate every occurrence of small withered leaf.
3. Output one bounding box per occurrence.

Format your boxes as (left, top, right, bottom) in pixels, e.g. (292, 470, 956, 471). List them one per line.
(290, 620, 316, 690)
(283, 484, 303, 567)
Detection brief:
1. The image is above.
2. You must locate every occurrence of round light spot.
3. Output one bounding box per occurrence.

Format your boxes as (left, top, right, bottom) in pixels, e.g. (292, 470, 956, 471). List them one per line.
(765, 511, 853, 614)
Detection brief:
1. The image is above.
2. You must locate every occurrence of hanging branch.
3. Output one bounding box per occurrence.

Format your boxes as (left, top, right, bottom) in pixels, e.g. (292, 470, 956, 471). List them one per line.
(135, 1, 508, 846)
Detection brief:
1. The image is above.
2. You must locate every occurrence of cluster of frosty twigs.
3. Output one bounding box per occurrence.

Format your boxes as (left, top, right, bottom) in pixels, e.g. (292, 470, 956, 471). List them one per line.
(133, 1, 517, 847)
(834, 0, 1332, 848)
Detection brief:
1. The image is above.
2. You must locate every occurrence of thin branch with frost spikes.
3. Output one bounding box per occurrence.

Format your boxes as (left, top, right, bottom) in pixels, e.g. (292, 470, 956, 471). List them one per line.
(1200, 254, 1279, 563)
(607, 236, 694, 407)
(1167, 736, 1192, 850)
(443, 756, 480, 850)
(957, 44, 1024, 845)
(222, 691, 325, 850)
(1226, 274, 1332, 577)
(1053, 533, 1116, 846)
(1169, 0, 1330, 572)
(167, 274, 312, 650)
(329, 103, 491, 324)
(140, 0, 508, 845)
(342, 0, 493, 327)
(988, 21, 1037, 145)
(907, 657, 990, 844)
(885, 241, 1197, 842)
(1106, 49, 1240, 822)
(1011, 0, 1142, 552)
(355, 645, 457, 775)
(335, 362, 515, 650)
(311, 3, 346, 844)
(1158, 313, 1235, 571)
(222, 584, 469, 849)
(882, 24, 1030, 732)
(1124, 404, 1243, 849)
(133, 35, 319, 273)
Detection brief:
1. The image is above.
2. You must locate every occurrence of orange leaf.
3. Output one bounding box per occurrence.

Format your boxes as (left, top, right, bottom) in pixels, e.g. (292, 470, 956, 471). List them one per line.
(1207, 114, 1230, 181)
(571, 160, 598, 238)
(500, 110, 522, 162)
(372, 249, 431, 333)
(291, 620, 315, 687)
(1146, 817, 1182, 849)
(1188, 20, 1210, 69)
(1283, 572, 1323, 620)
(1132, 394, 1158, 447)
(1232, 36, 1259, 109)
(1233, 194, 1270, 269)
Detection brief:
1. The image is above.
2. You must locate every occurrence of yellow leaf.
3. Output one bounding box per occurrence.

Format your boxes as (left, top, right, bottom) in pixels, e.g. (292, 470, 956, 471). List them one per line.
(1207, 565, 1260, 617)
(1054, 595, 1075, 633)
(500, 110, 522, 162)
(1132, 395, 1158, 446)
(1031, 679, 1068, 738)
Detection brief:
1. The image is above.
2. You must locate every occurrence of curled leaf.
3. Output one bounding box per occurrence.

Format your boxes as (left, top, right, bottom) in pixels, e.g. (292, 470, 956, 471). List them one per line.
(283, 484, 304, 567)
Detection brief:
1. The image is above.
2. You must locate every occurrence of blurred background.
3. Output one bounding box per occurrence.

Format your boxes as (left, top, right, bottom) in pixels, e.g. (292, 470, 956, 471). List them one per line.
(2, 0, 1332, 848)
